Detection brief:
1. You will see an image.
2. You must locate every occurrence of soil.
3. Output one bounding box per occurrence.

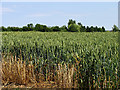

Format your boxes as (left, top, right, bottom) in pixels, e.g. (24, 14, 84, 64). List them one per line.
(2, 81, 58, 89)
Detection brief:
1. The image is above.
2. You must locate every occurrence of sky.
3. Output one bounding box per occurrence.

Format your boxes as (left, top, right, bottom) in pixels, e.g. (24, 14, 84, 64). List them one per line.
(1, 2, 118, 30)
(1, 0, 119, 2)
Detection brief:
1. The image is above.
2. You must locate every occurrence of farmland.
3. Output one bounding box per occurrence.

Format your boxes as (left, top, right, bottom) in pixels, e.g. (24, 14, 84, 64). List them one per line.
(1, 32, 120, 89)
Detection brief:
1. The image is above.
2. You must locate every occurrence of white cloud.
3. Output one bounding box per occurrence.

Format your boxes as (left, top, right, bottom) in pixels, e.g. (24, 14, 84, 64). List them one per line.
(63, 13, 91, 17)
(27, 11, 92, 18)
(27, 13, 52, 17)
(27, 11, 64, 17)
(52, 11, 92, 17)
(0, 7, 14, 13)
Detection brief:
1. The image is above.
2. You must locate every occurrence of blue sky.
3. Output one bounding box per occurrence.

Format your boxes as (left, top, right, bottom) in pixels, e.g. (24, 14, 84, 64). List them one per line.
(1, 2, 118, 30)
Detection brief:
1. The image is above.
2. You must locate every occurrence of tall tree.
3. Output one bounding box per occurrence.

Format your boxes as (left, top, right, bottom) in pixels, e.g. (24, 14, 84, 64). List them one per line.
(102, 26, 105, 32)
(68, 24, 80, 32)
(1, 26, 7, 31)
(35, 24, 42, 31)
(112, 25, 119, 32)
(94, 26, 98, 32)
(68, 19, 76, 26)
(60, 25, 68, 32)
(98, 28, 103, 32)
(90, 26, 94, 32)
(86, 26, 90, 32)
(80, 26, 86, 32)
(27, 23, 34, 31)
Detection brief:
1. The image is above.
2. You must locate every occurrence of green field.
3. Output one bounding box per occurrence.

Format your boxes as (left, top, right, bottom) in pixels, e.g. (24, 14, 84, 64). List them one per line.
(2, 32, 119, 88)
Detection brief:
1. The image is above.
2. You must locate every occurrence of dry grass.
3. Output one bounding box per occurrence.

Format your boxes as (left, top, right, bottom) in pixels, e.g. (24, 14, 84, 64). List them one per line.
(2, 56, 78, 89)
(1, 55, 120, 89)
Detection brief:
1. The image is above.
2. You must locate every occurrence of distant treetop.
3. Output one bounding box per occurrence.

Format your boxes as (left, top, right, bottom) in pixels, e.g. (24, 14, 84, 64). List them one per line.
(1, 19, 119, 32)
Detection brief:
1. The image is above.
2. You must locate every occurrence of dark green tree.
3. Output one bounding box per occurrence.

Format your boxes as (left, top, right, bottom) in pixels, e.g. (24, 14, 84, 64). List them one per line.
(78, 22, 82, 26)
(98, 28, 103, 32)
(102, 26, 105, 32)
(1, 26, 7, 31)
(80, 26, 86, 32)
(68, 19, 76, 26)
(51, 26, 61, 32)
(90, 26, 94, 32)
(42, 25, 47, 32)
(27, 23, 34, 31)
(112, 25, 119, 32)
(35, 24, 43, 31)
(68, 24, 80, 32)
(7, 27, 12, 31)
(86, 26, 90, 32)
(13, 27, 19, 31)
(45, 27, 52, 32)
(94, 26, 98, 32)
(22, 26, 28, 31)
(60, 25, 68, 32)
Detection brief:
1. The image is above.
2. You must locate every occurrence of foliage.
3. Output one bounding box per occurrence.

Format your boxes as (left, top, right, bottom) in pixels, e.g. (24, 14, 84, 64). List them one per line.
(68, 24, 81, 32)
(60, 25, 68, 32)
(68, 19, 76, 26)
(2, 32, 119, 89)
(51, 26, 61, 32)
(112, 25, 120, 32)
(1, 19, 107, 32)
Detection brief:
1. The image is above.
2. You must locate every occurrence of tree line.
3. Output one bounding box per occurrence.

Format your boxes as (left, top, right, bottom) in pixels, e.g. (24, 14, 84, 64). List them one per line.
(1, 19, 119, 32)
